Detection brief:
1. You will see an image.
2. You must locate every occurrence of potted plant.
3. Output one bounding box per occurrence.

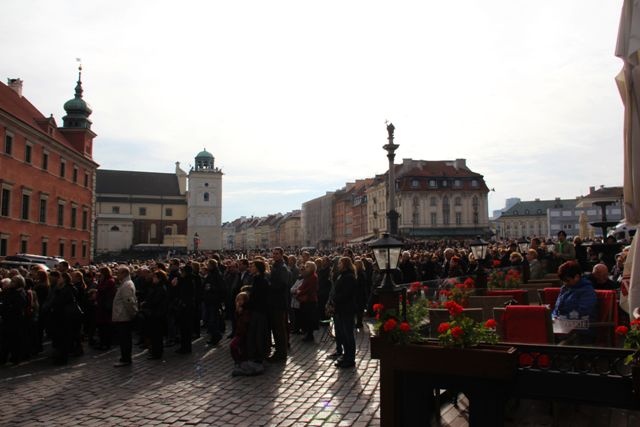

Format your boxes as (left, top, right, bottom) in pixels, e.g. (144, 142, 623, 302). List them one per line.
(615, 319, 640, 396)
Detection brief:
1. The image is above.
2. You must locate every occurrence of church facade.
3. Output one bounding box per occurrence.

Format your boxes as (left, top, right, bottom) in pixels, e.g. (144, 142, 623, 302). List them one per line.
(94, 149, 223, 255)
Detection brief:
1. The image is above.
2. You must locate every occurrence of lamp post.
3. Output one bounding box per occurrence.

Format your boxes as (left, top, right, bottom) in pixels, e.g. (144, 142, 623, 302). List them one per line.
(469, 236, 489, 290)
(369, 233, 403, 290)
(369, 232, 404, 317)
(384, 122, 400, 236)
(517, 236, 530, 254)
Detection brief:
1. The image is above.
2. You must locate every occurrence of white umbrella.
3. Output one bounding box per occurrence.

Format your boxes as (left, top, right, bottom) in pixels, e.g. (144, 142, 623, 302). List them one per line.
(616, 0, 640, 317)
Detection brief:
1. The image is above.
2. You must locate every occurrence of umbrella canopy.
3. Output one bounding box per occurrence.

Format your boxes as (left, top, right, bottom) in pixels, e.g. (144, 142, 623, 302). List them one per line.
(615, 0, 640, 317)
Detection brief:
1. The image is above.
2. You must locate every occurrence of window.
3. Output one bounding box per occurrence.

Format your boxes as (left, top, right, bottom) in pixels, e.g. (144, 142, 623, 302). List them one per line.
(110, 225, 120, 231)
(429, 180, 437, 188)
(59, 242, 64, 257)
(139, 207, 147, 216)
(25, 143, 32, 163)
(165, 208, 173, 217)
(473, 212, 479, 225)
(431, 212, 437, 226)
(82, 242, 87, 258)
(112, 206, 120, 214)
(442, 180, 448, 187)
(430, 197, 437, 207)
(442, 196, 450, 225)
(0, 237, 7, 256)
(454, 197, 461, 206)
(471, 179, 478, 187)
(71, 242, 76, 258)
(21, 193, 30, 220)
(60, 160, 66, 178)
(72, 166, 78, 183)
(84, 173, 89, 187)
(472, 196, 479, 208)
(455, 212, 462, 225)
(20, 239, 27, 253)
(4, 133, 13, 155)
(41, 240, 47, 256)
(411, 179, 419, 188)
(42, 152, 49, 170)
(204, 192, 209, 202)
(454, 179, 461, 188)
(164, 226, 172, 235)
(82, 209, 88, 230)
(71, 206, 77, 228)
(39, 198, 47, 223)
(57, 202, 65, 226)
(1, 188, 10, 217)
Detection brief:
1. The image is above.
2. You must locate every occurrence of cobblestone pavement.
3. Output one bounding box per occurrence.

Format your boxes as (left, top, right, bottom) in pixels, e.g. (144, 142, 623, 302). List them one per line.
(0, 326, 380, 427)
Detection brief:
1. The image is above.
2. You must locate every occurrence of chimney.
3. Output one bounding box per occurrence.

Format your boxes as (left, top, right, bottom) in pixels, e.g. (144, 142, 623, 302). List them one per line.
(454, 158, 467, 170)
(589, 186, 595, 194)
(7, 78, 23, 97)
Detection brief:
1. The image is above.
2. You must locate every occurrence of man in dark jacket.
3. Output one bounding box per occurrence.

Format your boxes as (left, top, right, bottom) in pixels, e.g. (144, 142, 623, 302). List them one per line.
(203, 259, 226, 346)
(267, 247, 291, 362)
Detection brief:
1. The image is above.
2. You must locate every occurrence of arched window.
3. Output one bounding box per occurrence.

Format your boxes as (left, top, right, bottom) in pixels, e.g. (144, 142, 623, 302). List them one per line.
(430, 197, 437, 207)
(110, 225, 120, 232)
(165, 226, 172, 235)
(204, 192, 209, 202)
(454, 197, 462, 206)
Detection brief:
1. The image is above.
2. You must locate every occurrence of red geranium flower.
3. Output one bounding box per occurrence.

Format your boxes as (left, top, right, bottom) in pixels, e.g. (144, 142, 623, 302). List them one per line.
(484, 319, 497, 329)
(616, 325, 629, 336)
(409, 281, 422, 292)
(372, 303, 384, 313)
(631, 319, 640, 327)
(537, 354, 551, 368)
(383, 318, 398, 332)
(437, 322, 450, 334)
(451, 326, 464, 339)
(492, 260, 501, 267)
(399, 321, 411, 332)
(463, 277, 475, 288)
(444, 300, 464, 317)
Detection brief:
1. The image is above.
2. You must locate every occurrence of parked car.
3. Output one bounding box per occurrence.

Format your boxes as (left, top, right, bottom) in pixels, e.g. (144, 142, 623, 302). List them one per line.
(0, 259, 50, 272)
(4, 253, 65, 269)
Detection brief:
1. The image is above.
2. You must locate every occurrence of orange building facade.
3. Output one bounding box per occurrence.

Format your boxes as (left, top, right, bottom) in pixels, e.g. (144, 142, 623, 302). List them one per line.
(0, 74, 98, 264)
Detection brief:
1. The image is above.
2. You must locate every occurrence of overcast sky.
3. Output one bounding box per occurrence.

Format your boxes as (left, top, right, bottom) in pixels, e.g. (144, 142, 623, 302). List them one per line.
(1, 1, 626, 222)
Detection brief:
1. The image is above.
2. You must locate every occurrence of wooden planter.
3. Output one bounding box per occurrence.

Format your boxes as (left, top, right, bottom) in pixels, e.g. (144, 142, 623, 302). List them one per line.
(370, 336, 518, 381)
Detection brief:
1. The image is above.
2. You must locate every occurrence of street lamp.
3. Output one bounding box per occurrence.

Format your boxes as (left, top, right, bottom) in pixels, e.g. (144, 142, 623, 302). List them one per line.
(517, 236, 530, 254)
(384, 122, 400, 236)
(369, 232, 403, 290)
(469, 236, 488, 261)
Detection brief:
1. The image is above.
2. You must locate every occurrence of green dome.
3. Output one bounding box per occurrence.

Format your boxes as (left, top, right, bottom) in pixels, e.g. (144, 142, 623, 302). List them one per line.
(63, 96, 92, 115)
(196, 149, 213, 159)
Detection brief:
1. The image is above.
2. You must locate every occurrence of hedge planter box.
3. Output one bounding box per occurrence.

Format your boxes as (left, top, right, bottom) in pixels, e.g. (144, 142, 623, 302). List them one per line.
(370, 336, 518, 381)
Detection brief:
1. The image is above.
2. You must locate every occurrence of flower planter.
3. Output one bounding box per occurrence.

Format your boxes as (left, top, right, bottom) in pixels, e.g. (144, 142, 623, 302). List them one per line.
(370, 336, 518, 381)
(633, 365, 640, 399)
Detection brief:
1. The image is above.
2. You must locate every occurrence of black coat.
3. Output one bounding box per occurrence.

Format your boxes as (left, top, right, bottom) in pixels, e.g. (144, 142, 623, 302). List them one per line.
(268, 260, 291, 311)
(333, 270, 357, 315)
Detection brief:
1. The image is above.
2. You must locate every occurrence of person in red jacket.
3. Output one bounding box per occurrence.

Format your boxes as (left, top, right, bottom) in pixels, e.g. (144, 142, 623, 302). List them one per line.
(295, 261, 319, 342)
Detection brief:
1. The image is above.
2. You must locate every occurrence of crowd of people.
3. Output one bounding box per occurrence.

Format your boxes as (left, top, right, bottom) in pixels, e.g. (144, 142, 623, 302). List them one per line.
(0, 232, 631, 371)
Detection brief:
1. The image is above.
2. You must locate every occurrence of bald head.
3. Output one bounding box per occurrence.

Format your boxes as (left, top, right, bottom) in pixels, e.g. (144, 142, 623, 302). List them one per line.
(592, 263, 609, 284)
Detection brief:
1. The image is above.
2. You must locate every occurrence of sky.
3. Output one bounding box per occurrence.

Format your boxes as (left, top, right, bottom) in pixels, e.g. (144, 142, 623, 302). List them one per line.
(1, 0, 626, 222)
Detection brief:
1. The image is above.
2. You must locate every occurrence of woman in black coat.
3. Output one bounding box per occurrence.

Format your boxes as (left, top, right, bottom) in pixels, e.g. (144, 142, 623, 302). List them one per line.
(0, 275, 28, 365)
(142, 270, 169, 359)
(174, 265, 195, 354)
(331, 257, 358, 369)
(45, 271, 76, 365)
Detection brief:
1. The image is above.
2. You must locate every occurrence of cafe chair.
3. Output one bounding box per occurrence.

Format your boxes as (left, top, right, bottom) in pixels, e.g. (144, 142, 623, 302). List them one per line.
(593, 289, 618, 347)
(537, 287, 561, 310)
(493, 305, 553, 344)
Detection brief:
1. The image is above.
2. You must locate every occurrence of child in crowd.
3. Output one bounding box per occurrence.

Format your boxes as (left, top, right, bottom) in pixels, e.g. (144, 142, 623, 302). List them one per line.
(230, 292, 251, 376)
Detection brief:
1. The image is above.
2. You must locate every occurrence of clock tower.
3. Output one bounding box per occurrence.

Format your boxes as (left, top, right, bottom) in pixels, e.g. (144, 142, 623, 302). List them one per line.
(187, 149, 223, 251)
